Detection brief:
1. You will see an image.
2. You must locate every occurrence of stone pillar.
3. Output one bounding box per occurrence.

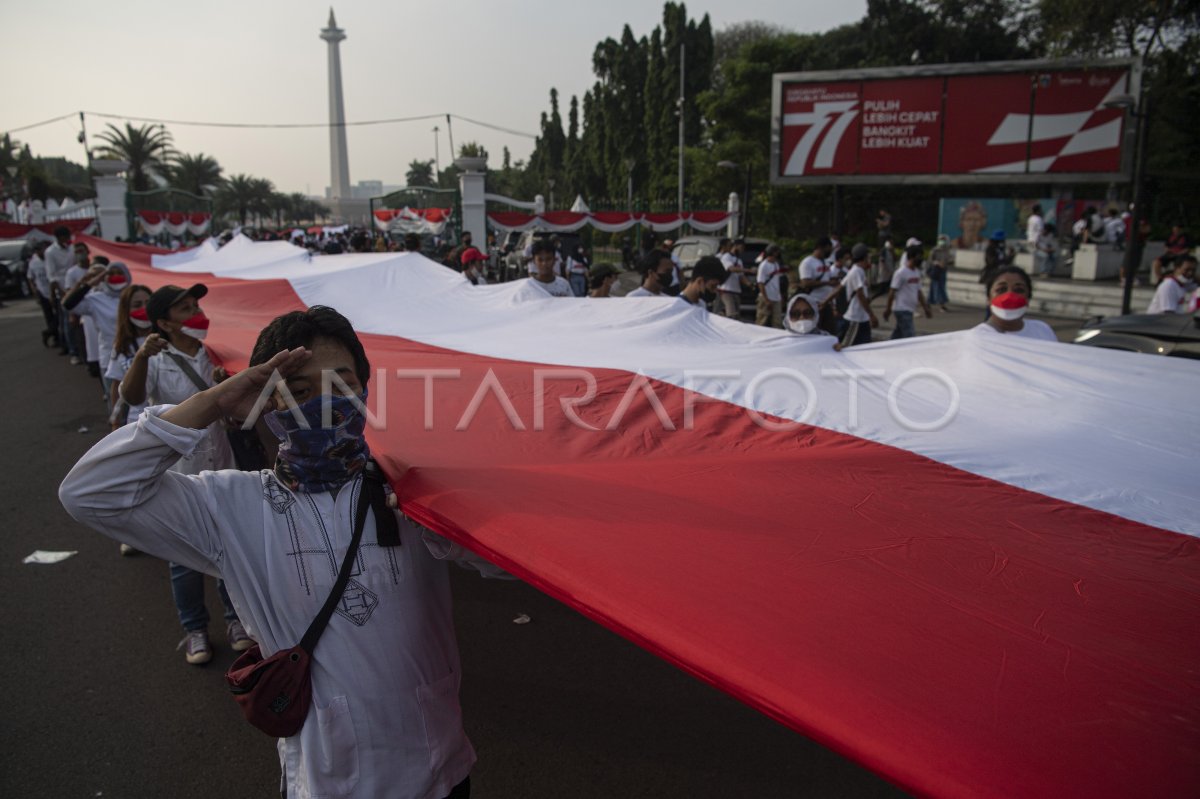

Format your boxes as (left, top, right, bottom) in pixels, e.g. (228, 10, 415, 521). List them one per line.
(456, 156, 487, 245)
(727, 192, 740, 239)
(321, 10, 351, 200)
(534, 194, 545, 215)
(92, 159, 130, 241)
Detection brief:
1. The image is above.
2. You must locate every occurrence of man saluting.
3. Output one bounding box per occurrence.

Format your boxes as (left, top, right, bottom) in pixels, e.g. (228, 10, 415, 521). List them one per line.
(62, 305, 503, 799)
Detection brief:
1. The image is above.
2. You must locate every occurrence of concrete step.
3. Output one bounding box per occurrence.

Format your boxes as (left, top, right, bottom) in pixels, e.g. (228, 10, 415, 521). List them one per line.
(945, 269, 1155, 319)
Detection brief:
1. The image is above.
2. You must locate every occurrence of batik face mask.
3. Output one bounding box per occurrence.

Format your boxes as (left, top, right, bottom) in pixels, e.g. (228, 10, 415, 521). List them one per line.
(265, 390, 370, 493)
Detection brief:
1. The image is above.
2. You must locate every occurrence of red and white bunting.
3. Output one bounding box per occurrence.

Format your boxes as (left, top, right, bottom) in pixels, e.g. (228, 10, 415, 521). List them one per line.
(486, 210, 731, 234)
(136, 210, 211, 237)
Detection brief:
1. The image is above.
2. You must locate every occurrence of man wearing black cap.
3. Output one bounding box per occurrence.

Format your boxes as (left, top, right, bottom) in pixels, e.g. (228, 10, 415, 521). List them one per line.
(119, 283, 250, 666)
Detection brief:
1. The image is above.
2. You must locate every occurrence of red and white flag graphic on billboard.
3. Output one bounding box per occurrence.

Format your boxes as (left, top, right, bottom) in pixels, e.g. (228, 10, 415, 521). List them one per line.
(780, 83, 860, 176)
(949, 69, 1129, 174)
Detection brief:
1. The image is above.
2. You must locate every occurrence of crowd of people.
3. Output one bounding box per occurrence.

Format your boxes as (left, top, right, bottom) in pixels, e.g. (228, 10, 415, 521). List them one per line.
(14, 210, 1191, 799)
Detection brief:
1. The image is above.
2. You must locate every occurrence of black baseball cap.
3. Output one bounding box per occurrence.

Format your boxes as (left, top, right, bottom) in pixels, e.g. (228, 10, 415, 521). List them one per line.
(147, 284, 208, 326)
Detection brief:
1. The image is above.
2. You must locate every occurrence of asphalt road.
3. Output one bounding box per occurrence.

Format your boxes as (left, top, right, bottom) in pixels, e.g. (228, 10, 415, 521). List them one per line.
(0, 295, 908, 798)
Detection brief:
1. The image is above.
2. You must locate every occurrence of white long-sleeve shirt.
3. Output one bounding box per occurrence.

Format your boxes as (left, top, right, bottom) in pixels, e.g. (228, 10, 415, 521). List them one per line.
(59, 407, 499, 799)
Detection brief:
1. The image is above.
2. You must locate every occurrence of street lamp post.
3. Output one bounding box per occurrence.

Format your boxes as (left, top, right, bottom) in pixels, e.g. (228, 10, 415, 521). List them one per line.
(717, 160, 751, 237)
(1105, 91, 1151, 315)
(547, 179, 556, 211)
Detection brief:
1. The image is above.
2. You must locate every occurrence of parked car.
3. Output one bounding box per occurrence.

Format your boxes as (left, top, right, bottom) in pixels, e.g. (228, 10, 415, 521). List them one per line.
(502, 230, 584, 281)
(1073, 312, 1200, 359)
(670, 236, 776, 317)
(0, 239, 29, 299)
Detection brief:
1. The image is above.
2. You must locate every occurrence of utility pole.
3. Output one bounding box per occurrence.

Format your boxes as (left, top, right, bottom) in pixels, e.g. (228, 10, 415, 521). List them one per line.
(677, 43, 685, 215)
(78, 111, 92, 168)
(432, 125, 441, 182)
(445, 114, 456, 162)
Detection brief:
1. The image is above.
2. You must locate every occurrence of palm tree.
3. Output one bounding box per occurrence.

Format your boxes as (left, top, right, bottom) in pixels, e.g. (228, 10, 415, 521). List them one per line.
(249, 178, 275, 227)
(406, 159, 435, 188)
(93, 123, 174, 191)
(214, 173, 258, 226)
(168, 153, 223, 196)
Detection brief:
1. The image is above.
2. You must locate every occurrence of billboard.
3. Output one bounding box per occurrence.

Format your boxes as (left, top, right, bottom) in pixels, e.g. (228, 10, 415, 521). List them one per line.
(771, 58, 1140, 185)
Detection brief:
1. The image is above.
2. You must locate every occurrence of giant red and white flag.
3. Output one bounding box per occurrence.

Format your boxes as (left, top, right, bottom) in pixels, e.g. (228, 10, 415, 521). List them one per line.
(88, 235, 1199, 798)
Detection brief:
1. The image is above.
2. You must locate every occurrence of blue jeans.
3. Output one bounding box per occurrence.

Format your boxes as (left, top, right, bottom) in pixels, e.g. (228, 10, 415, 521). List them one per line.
(57, 300, 75, 355)
(928, 272, 948, 306)
(169, 562, 238, 632)
(890, 310, 916, 339)
(569, 273, 587, 297)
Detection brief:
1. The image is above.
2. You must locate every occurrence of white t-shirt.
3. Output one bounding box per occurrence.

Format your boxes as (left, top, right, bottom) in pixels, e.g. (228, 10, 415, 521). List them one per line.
(889, 265, 922, 313)
(757, 259, 785, 303)
(1072, 218, 1088, 238)
(566, 256, 588, 275)
(64, 264, 86, 292)
(136, 344, 234, 474)
(1104, 217, 1125, 243)
(718, 252, 741, 293)
(528, 275, 574, 297)
(842, 264, 870, 323)
(1026, 213, 1044, 244)
(1147, 276, 1187, 314)
(28, 255, 50, 298)
(72, 288, 122, 371)
(625, 286, 659, 297)
(44, 242, 74, 288)
(104, 340, 149, 425)
(799, 255, 833, 304)
(974, 319, 1057, 341)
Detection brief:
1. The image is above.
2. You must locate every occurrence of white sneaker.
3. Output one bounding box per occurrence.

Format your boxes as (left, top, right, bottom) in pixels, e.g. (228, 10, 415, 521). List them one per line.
(227, 619, 255, 652)
(178, 630, 213, 665)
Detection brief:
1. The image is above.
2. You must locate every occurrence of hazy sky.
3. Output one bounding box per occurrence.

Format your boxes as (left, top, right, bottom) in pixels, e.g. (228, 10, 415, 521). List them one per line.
(2, 0, 866, 196)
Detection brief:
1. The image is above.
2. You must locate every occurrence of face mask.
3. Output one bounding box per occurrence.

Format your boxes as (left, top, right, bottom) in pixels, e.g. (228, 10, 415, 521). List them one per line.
(265, 390, 370, 493)
(990, 291, 1028, 321)
(700, 290, 717, 304)
(76, 254, 88, 266)
(790, 318, 818, 334)
(129, 307, 152, 329)
(106, 276, 128, 293)
(179, 312, 210, 340)
(657, 271, 673, 286)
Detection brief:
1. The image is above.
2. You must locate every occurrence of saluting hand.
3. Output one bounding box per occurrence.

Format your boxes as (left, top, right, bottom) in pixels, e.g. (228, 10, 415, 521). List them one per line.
(210, 347, 311, 422)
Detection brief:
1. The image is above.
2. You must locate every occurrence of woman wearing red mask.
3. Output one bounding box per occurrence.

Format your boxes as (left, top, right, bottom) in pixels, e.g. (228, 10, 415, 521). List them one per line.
(975, 266, 1057, 341)
(105, 282, 153, 429)
(119, 283, 251, 664)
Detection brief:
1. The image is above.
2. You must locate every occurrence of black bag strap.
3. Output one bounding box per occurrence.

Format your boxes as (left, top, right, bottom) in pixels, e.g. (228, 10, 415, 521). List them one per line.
(164, 351, 211, 394)
(298, 462, 395, 654)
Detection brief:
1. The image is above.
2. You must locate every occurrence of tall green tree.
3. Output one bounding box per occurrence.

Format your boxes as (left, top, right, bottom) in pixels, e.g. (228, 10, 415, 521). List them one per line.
(93, 123, 174, 191)
(168, 153, 223, 197)
(406, 159, 435, 187)
(214, 173, 258, 226)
